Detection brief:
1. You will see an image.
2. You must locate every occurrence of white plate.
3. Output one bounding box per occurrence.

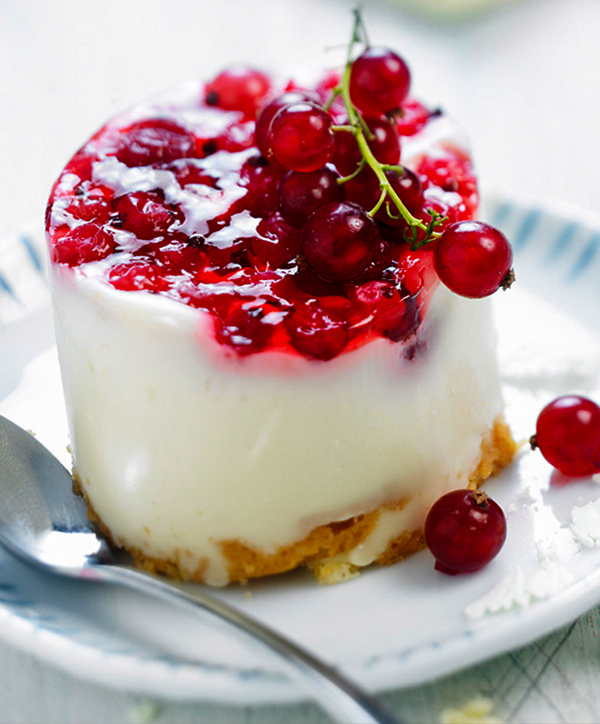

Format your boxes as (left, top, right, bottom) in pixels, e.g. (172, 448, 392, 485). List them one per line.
(2, 199, 600, 704)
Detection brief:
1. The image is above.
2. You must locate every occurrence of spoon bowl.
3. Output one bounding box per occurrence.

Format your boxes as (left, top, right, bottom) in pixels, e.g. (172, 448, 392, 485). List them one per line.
(0, 414, 399, 724)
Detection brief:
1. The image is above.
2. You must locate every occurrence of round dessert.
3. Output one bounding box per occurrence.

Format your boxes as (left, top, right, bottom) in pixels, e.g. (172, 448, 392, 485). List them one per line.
(45, 55, 516, 586)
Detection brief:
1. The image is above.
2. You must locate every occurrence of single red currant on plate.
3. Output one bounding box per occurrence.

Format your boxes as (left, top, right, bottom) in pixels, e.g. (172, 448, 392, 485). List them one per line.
(424, 489, 507, 575)
(433, 220, 514, 298)
(532, 395, 600, 476)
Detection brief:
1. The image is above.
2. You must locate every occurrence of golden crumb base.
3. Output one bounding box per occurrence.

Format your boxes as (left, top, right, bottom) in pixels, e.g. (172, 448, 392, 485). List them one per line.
(75, 417, 517, 585)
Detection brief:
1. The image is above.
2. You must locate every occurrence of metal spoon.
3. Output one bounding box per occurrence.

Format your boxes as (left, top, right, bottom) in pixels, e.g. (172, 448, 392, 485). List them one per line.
(0, 414, 400, 724)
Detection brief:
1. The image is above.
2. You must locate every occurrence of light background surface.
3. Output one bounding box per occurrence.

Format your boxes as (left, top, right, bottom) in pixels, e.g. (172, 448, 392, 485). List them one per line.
(2, 0, 600, 722)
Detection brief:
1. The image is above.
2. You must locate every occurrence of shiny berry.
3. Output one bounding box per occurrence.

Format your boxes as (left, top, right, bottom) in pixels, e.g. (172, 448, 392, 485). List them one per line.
(349, 47, 411, 115)
(255, 91, 317, 158)
(433, 221, 513, 298)
(205, 67, 270, 118)
(533, 396, 600, 476)
(333, 116, 400, 176)
(278, 166, 345, 228)
(115, 119, 195, 167)
(425, 489, 507, 575)
(301, 201, 380, 283)
(269, 102, 335, 172)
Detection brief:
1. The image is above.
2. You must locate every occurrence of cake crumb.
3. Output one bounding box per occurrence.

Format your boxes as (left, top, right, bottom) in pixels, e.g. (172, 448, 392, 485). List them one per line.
(312, 560, 360, 584)
(440, 697, 502, 724)
(244, 590, 253, 599)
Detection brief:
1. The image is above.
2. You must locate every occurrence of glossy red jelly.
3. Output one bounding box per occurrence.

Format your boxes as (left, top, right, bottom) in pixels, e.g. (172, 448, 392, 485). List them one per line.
(46, 71, 478, 360)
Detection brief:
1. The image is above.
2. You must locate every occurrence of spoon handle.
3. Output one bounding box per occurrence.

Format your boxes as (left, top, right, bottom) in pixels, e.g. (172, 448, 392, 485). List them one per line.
(95, 563, 399, 724)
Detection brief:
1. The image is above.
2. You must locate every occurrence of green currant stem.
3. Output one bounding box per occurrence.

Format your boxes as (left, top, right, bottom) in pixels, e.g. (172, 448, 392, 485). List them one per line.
(370, 190, 388, 217)
(324, 87, 342, 112)
(339, 63, 428, 229)
(337, 158, 366, 185)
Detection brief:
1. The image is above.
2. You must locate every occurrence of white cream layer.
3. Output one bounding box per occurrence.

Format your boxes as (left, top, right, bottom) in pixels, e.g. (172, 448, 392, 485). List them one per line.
(50, 265, 502, 586)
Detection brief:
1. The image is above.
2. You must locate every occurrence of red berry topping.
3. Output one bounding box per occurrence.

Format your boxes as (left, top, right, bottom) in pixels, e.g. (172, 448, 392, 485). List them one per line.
(301, 201, 380, 283)
(286, 299, 349, 360)
(433, 221, 513, 298)
(278, 166, 345, 228)
(269, 102, 335, 172)
(108, 260, 170, 292)
(53, 223, 118, 266)
(115, 119, 195, 167)
(349, 47, 411, 116)
(255, 91, 317, 158)
(215, 303, 277, 355)
(333, 116, 400, 176)
(534, 396, 600, 476)
(205, 66, 270, 118)
(64, 185, 112, 223)
(425, 489, 507, 575)
(116, 192, 176, 239)
(46, 62, 482, 359)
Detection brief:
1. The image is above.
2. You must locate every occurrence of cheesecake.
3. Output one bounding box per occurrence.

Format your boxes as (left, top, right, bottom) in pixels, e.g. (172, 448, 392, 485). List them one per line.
(45, 65, 516, 586)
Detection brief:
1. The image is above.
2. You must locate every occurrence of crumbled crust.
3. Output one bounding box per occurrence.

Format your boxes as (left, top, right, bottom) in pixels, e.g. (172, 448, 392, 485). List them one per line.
(74, 416, 517, 585)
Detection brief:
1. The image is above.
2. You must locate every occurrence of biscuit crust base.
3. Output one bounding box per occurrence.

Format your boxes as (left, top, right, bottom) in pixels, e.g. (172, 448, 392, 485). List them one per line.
(76, 417, 517, 585)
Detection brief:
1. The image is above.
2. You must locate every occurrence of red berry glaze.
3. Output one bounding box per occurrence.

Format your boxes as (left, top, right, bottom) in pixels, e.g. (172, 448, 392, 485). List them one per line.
(52, 223, 118, 266)
(286, 299, 349, 360)
(269, 102, 335, 172)
(534, 396, 600, 476)
(205, 66, 270, 118)
(46, 67, 476, 359)
(349, 47, 411, 115)
(433, 221, 513, 298)
(278, 166, 345, 228)
(301, 202, 380, 283)
(425, 489, 507, 574)
(116, 192, 176, 239)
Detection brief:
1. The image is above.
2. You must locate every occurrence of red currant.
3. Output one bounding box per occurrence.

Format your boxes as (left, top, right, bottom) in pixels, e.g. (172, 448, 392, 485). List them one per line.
(301, 201, 380, 283)
(278, 166, 345, 228)
(333, 116, 400, 176)
(534, 396, 600, 476)
(433, 221, 513, 298)
(349, 47, 411, 116)
(269, 102, 335, 172)
(255, 91, 317, 158)
(115, 119, 195, 167)
(425, 489, 507, 575)
(205, 66, 270, 118)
